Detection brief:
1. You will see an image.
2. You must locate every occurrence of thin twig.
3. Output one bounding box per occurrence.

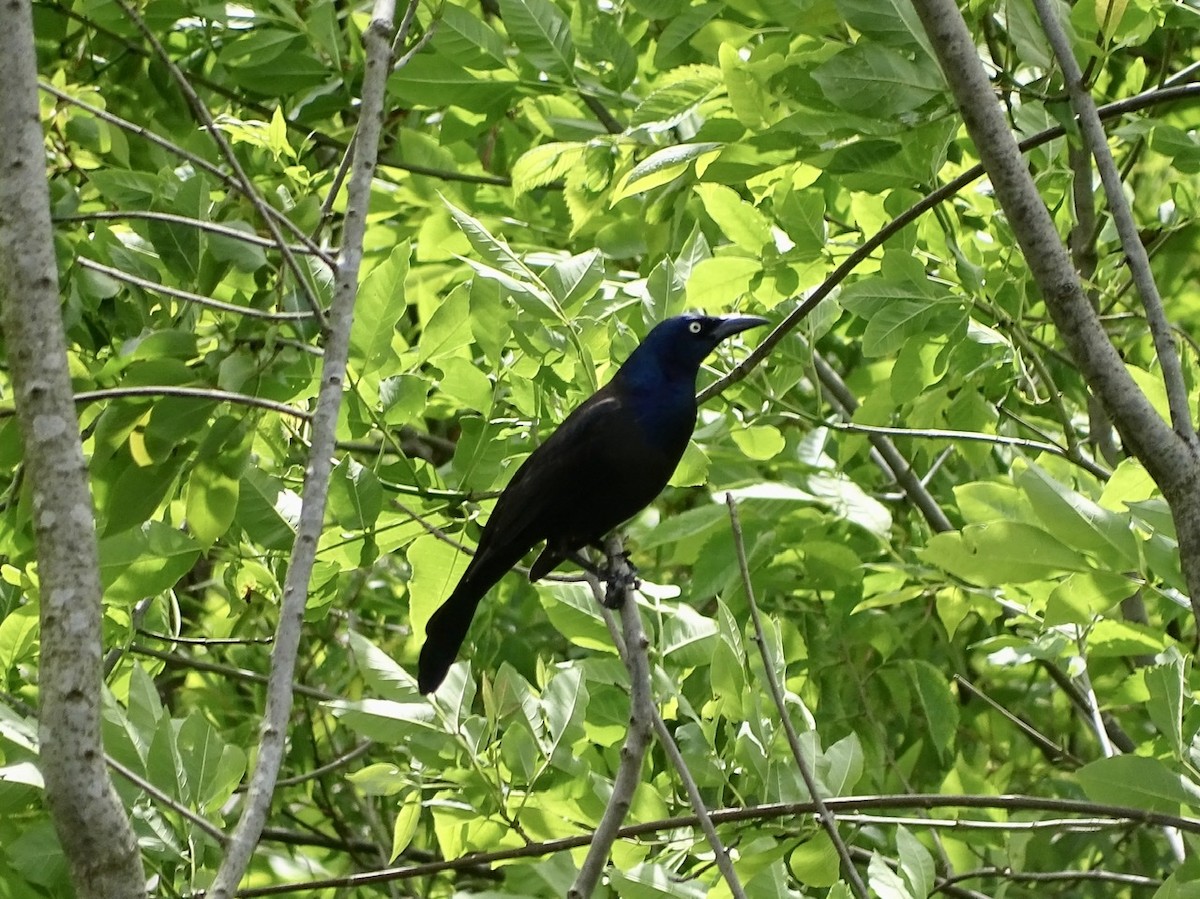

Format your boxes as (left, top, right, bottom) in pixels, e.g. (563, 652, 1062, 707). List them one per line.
(107, 756, 228, 844)
(726, 494, 869, 898)
(234, 792, 1200, 896)
(55, 211, 332, 262)
(205, 4, 399, 893)
(0, 385, 309, 423)
(1031, 0, 1194, 443)
(108, 0, 329, 326)
(646, 710, 749, 899)
(129, 644, 339, 701)
(698, 83, 1200, 405)
(75, 257, 315, 321)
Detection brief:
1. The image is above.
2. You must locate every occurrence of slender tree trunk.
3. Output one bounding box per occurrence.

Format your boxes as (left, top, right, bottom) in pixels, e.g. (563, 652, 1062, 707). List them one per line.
(0, 2, 145, 896)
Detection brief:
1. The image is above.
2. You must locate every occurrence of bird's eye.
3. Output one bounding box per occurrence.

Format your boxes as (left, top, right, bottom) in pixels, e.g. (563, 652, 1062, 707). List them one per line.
(688, 321, 703, 334)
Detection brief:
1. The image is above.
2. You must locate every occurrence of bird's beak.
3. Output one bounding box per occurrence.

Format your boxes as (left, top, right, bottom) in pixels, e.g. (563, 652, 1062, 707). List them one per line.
(712, 315, 769, 341)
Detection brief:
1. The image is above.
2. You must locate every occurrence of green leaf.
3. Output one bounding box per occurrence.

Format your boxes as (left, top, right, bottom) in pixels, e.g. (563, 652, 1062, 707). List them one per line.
(0, 606, 38, 675)
(542, 249, 604, 310)
(328, 699, 438, 742)
(813, 43, 943, 115)
(99, 522, 201, 606)
(661, 603, 717, 667)
(719, 41, 769, 129)
(694, 183, 772, 252)
(897, 825, 935, 899)
(436, 357, 494, 411)
(387, 54, 519, 110)
(207, 220, 268, 271)
(904, 659, 957, 762)
(611, 142, 722, 202)
(631, 64, 722, 128)
(869, 851, 914, 899)
(1087, 619, 1166, 657)
(498, 0, 575, 77)
(539, 582, 614, 652)
(789, 832, 840, 887)
(511, 142, 587, 194)
(684, 255, 760, 308)
(185, 416, 251, 547)
(416, 282, 473, 364)
(328, 457, 383, 531)
(391, 789, 422, 860)
(823, 732, 864, 796)
(177, 712, 246, 812)
(1076, 755, 1200, 813)
(542, 666, 587, 754)
(236, 469, 299, 552)
(346, 762, 406, 796)
(1015, 460, 1138, 563)
(434, 4, 508, 69)
(1145, 652, 1185, 759)
(348, 630, 417, 701)
(610, 862, 707, 899)
(350, 241, 410, 375)
(731, 425, 785, 461)
(1045, 570, 1135, 625)
(920, 522, 1089, 585)
(407, 534, 472, 637)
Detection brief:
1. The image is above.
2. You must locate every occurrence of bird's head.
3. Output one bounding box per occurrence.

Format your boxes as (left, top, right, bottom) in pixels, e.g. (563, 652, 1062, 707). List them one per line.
(627, 313, 769, 380)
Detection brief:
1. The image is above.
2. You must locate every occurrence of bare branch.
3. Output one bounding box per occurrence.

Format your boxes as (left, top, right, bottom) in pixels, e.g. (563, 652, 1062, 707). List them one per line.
(0, 4, 144, 895)
(75, 258, 316, 321)
(1032, 0, 1193, 442)
(569, 541, 654, 899)
(233, 792, 1200, 896)
(727, 495, 869, 898)
(206, 6, 400, 893)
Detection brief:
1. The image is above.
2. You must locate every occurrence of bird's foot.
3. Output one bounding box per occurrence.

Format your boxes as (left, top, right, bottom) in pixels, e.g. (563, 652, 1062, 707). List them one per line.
(601, 558, 639, 609)
(570, 548, 639, 608)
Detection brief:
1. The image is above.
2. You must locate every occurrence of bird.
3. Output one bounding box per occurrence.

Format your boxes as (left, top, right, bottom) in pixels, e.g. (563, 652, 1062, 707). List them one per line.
(416, 313, 769, 693)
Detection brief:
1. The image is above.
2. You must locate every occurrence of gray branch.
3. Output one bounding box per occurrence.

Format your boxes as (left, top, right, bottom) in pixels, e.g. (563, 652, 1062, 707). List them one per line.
(0, 3, 145, 896)
(907, 0, 1200, 633)
(1031, 0, 1193, 442)
(204, 1, 399, 895)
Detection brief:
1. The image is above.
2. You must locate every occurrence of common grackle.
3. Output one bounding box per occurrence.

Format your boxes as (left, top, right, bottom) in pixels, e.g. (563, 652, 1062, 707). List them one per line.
(416, 313, 768, 693)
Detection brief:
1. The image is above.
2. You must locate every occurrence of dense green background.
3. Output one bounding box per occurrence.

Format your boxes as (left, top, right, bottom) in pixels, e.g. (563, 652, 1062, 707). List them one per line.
(3, 0, 1200, 895)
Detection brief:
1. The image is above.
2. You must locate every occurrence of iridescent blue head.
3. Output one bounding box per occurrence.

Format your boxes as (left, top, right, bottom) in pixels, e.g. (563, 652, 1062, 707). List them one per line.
(618, 313, 769, 387)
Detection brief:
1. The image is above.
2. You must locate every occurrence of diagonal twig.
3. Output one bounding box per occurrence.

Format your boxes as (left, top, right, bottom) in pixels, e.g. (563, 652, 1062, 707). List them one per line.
(726, 494, 870, 899)
(204, 2, 400, 895)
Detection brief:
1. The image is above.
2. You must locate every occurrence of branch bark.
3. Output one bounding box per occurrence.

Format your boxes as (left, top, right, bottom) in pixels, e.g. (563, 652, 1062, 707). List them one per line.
(908, 0, 1200, 633)
(569, 541, 654, 899)
(0, 3, 145, 896)
(205, 1, 399, 894)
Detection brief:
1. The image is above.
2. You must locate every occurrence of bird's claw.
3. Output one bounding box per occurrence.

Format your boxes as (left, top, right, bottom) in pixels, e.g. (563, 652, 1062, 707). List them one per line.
(602, 562, 639, 609)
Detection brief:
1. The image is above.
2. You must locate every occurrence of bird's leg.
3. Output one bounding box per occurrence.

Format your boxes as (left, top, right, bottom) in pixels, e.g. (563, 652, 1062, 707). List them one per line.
(570, 546, 640, 608)
(565, 549, 606, 580)
(588, 543, 639, 609)
(589, 542, 639, 578)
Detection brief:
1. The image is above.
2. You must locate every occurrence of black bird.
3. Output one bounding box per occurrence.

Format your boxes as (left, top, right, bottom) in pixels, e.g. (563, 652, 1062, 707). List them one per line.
(417, 313, 768, 693)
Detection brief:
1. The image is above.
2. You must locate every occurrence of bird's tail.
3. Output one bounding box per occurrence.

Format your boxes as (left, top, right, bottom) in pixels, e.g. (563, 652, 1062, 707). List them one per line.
(416, 540, 529, 693)
(417, 585, 481, 693)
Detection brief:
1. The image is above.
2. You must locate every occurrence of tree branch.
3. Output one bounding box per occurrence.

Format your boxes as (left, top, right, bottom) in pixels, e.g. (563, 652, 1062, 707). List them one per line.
(569, 540, 654, 899)
(907, 0, 1200, 638)
(0, 4, 145, 896)
(727, 494, 870, 898)
(1031, 0, 1193, 443)
(205, 2, 399, 894)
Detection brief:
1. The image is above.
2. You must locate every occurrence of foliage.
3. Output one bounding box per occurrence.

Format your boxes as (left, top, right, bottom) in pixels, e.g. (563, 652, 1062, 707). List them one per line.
(2, 0, 1199, 896)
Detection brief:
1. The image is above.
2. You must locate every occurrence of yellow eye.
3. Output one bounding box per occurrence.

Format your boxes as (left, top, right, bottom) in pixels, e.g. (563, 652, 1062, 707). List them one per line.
(688, 321, 703, 334)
